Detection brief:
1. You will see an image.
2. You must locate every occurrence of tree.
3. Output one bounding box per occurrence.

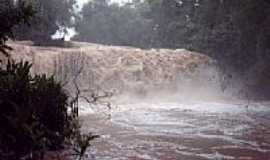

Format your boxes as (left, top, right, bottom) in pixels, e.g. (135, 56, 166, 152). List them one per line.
(145, 0, 270, 72)
(74, 0, 270, 73)
(0, 0, 34, 56)
(14, 0, 76, 44)
(73, 0, 154, 48)
(0, 2, 97, 159)
(189, 0, 270, 71)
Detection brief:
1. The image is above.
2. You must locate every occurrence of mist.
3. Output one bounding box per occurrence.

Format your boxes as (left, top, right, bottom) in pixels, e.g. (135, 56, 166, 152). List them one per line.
(1, 0, 270, 159)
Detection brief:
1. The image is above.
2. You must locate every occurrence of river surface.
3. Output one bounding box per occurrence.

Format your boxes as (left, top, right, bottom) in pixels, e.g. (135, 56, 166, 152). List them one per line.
(80, 101, 270, 160)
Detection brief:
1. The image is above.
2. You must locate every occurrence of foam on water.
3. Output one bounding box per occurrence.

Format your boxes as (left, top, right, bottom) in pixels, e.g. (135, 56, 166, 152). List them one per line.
(81, 101, 270, 159)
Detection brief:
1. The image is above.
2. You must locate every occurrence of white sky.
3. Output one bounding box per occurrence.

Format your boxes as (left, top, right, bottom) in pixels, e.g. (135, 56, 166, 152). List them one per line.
(77, 0, 131, 8)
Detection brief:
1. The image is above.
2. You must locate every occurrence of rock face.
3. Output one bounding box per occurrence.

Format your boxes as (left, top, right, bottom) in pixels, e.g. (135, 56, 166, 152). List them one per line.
(8, 41, 219, 99)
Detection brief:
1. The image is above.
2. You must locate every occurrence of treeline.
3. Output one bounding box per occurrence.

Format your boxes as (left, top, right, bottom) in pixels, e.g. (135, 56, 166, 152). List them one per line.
(145, 0, 270, 97)
(13, 0, 76, 44)
(12, 0, 270, 71)
(73, 0, 270, 72)
(72, 0, 155, 48)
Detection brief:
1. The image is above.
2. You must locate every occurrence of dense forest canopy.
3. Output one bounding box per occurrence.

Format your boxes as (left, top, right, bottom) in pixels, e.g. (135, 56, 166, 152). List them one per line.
(0, 0, 33, 56)
(72, 0, 154, 47)
(1, 1, 270, 159)
(10, 0, 270, 73)
(72, 0, 270, 73)
(14, 0, 76, 43)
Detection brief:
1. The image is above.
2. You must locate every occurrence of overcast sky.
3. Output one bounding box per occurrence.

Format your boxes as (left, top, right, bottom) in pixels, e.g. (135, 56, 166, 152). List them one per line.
(77, 0, 131, 8)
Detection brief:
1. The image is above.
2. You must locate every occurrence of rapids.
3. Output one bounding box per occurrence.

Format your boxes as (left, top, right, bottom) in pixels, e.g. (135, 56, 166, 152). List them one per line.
(8, 42, 270, 159)
(80, 101, 270, 160)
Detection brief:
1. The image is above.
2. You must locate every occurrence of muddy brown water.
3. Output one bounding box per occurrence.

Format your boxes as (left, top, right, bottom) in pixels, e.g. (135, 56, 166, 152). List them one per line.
(80, 101, 270, 160)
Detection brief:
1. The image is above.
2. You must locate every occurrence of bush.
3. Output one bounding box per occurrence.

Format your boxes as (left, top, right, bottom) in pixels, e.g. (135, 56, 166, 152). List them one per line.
(0, 60, 79, 159)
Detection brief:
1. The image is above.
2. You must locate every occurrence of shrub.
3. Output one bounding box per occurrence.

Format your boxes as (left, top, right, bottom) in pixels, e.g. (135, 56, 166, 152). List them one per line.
(0, 60, 80, 159)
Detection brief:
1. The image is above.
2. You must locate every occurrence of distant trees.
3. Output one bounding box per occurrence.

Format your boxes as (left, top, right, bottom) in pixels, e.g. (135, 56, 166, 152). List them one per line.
(187, 0, 270, 71)
(76, 0, 269, 70)
(148, 0, 270, 70)
(73, 0, 201, 48)
(0, 0, 34, 56)
(9, 0, 270, 72)
(73, 0, 155, 48)
(14, 0, 76, 44)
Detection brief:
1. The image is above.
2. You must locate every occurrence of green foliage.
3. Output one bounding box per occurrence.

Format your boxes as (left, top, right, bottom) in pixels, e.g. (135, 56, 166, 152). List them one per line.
(73, 0, 155, 48)
(74, 0, 270, 73)
(0, 60, 95, 160)
(0, 2, 97, 159)
(0, 0, 34, 56)
(145, 0, 270, 71)
(14, 0, 76, 44)
(187, 0, 270, 71)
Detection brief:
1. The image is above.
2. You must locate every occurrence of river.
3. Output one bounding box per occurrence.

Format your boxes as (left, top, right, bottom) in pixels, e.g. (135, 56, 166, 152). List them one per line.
(80, 101, 270, 160)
